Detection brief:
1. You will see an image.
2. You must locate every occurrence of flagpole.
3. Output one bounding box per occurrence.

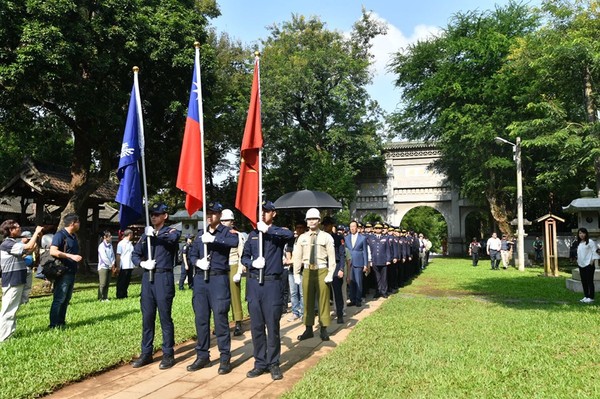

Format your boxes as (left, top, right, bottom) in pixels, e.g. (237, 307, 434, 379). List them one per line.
(254, 52, 264, 285)
(194, 42, 209, 282)
(133, 66, 154, 282)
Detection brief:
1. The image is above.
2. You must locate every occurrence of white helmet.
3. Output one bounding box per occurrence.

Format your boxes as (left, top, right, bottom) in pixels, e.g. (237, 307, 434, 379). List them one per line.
(221, 209, 234, 221)
(305, 208, 321, 220)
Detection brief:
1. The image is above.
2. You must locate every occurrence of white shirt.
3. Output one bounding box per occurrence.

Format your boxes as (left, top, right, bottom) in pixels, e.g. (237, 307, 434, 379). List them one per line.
(577, 239, 597, 268)
(97, 240, 115, 270)
(117, 239, 134, 270)
(487, 237, 502, 251)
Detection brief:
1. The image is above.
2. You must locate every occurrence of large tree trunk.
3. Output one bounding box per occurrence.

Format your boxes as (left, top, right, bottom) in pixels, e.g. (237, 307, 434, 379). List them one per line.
(583, 65, 600, 195)
(59, 133, 109, 274)
(486, 191, 513, 237)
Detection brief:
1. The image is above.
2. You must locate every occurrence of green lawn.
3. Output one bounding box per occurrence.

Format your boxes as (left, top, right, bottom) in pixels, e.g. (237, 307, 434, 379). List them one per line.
(2, 259, 599, 399)
(284, 258, 600, 399)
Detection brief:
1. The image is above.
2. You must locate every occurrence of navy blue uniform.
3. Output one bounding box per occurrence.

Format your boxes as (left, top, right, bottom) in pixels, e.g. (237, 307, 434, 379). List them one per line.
(188, 225, 238, 362)
(367, 234, 392, 297)
(387, 234, 399, 292)
(132, 225, 181, 357)
(241, 225, 293, 370)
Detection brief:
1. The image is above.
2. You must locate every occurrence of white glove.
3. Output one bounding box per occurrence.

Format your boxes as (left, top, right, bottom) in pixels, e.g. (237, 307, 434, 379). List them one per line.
(252, 257, 265, 269)
(201, 232, 215, 243)
(233, 273, 242, 283)
(144, 226, 155, 236)
(294, 274, 301, 286)
(140, 260, 156, 270)
(324, 272, 334, 283)
(196, 257, 210, 270)
(256, 221, 269, 233)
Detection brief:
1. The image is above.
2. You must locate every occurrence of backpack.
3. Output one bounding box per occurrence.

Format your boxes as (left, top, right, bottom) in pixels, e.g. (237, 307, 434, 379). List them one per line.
(37, 250, 68, 281)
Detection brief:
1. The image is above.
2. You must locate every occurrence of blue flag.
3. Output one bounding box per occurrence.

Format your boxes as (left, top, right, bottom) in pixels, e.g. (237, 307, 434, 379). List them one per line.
(115, 84, 143, 230)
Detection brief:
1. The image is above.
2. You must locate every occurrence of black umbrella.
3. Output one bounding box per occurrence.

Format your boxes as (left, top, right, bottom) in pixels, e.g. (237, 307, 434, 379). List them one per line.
(274, 189, 342, 210)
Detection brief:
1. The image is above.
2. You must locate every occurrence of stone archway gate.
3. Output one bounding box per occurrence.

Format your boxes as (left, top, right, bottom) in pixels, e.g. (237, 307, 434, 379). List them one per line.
(350, 142, 481, 256)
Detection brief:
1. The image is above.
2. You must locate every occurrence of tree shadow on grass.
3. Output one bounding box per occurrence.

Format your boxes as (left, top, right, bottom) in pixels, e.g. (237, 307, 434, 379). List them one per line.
(25, 308, 141, 335)
(454, 273, 590, 312)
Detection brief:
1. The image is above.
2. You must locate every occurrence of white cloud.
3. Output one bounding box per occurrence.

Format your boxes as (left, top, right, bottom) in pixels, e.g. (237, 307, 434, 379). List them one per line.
(365, 12, 442, 113)
(369, 12, 441, 79)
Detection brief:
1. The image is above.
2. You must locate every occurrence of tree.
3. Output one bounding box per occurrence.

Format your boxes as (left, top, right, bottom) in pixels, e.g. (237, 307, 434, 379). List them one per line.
(0, 0, 220, 225)
(388, 2, 540, 235)
(505, 0, 600, 199)
(401, 206, 447, 251)
(257, 10, 386, 205)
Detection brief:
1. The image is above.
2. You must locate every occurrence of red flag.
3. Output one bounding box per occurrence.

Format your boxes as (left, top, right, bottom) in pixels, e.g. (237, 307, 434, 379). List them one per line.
(235, 58, 263, 226)
(177, 50, 204, 215)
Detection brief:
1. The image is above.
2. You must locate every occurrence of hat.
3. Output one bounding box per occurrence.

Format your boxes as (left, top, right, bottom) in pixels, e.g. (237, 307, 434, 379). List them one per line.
(207, 202, 223, 212)
(365, 222, 373, 228)
(305, 208, 321, 220)
(262, 201, 276, 211)
(357, 222, 363, 228)
(21, 231, 32, 238)
(383, 223, 389, 229)
(337, 225, 346, 231)
(322, 216, 336, 225)
(221, 209, 234, 220)
(373, 222, 383, 229)
(150, 203, 168, 214)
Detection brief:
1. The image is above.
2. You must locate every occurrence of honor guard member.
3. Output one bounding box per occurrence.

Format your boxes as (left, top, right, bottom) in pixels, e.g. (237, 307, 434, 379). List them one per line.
(241, 201, 293, 380)
(388, 227, 400, 294)
(322, 216, 346, 324)
(367, 222, 391, 299)
(293, 208, 336, 341)
(186, 202, 239, 375)
(220, 209, 245, 336)
(131, 203, 181, 369)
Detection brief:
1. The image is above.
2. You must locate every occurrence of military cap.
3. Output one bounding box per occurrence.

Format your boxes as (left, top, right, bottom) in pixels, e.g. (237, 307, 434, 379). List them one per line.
(206, 202, 223, 212)
(262, 200, 276, 211)
(150, 203, 168, 214)
(373, 222, 383, 229)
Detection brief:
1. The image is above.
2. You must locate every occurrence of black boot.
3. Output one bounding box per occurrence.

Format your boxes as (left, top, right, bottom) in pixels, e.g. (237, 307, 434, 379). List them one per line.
(218, 359, 232, 375)
(320, 326, 329, 341)
(297, 326, 314, 341)
(187, 356, 210, 372)
(131, 353, 153, 368)
(159, 354, 175, 370)
(233, 321, 243, 336)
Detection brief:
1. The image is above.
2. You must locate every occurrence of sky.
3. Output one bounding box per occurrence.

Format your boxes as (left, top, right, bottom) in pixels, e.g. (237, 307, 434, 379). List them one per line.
(210, 0, 540, 115)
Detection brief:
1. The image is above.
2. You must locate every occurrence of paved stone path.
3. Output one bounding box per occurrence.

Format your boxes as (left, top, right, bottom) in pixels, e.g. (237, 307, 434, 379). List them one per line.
(45, 298, 385, 399)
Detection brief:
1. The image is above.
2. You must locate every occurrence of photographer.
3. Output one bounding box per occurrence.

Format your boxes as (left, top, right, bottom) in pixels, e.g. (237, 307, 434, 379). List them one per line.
(0, 220, 43, 342)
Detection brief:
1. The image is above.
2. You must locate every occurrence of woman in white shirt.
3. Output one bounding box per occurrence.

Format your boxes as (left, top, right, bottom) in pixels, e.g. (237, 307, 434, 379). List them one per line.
(576, 228, 597, 303)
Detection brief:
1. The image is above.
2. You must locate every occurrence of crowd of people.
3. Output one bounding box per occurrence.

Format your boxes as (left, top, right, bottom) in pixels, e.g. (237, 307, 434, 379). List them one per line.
(127, 202, 431, 380)
(3, 205, 600, 385)
(0, 203, 435, 381)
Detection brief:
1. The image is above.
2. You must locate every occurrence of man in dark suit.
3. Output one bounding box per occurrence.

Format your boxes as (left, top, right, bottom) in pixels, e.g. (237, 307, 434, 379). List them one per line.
(367, 222, 392, 298)
(345, 220, 368, 307)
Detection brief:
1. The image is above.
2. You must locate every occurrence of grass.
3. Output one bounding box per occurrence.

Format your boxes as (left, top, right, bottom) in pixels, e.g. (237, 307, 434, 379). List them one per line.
(0, 270, 248, 399)
(283, 258, 600, 399)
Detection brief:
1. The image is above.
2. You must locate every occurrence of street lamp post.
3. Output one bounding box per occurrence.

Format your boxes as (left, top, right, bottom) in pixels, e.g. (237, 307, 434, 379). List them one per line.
(495, 136, 525, 271)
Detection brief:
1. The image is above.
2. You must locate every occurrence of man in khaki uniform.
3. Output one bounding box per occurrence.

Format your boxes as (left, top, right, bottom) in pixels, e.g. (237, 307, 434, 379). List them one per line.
(221, 209, 245, 336)
(292, 208, 336, 341)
